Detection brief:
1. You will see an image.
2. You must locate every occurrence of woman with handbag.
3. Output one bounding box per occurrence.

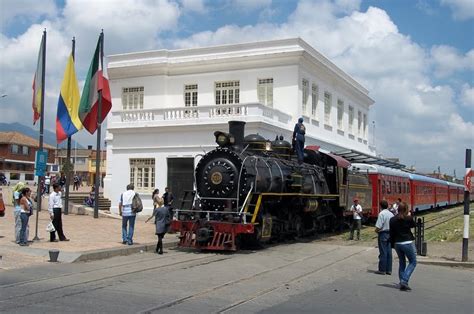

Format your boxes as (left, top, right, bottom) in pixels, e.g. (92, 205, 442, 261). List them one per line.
(18, 187, 33, 246)
(146, 198, 170, 254)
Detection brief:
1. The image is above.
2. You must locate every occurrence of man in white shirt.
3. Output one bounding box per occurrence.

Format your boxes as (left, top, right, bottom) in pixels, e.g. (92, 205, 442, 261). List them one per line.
(119, 184, 137, 245)
(48, 183, 69, 242)
(375, 200, 394, 275)
(349, 198, 363, 240)
(44, 173, 51, 194)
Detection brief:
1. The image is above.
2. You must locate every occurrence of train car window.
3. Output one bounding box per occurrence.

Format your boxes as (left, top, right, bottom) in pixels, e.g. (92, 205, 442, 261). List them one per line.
(398, 182, 402, 194)
(382, 180, 386, 194)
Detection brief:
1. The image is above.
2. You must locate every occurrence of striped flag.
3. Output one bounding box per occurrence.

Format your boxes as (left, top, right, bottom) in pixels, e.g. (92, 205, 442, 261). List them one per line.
(32, 34, 45, 124)
(56, 53, 82, 143)
(79, 34, 112, 134)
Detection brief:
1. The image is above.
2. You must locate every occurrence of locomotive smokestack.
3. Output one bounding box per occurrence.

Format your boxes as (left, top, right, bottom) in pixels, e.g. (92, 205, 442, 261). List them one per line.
(228, 120, 245, 147)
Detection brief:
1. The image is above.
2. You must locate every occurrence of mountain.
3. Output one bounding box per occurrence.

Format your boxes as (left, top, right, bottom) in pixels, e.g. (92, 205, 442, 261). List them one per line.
(0, 122, 84, 148)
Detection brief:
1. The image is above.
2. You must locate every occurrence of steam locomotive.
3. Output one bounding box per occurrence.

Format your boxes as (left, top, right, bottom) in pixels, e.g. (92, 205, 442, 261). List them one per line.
(171, 121, 370, 251)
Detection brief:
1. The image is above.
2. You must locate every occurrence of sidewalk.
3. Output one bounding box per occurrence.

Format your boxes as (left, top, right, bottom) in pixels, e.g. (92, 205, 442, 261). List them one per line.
(0, 205, 179, 270)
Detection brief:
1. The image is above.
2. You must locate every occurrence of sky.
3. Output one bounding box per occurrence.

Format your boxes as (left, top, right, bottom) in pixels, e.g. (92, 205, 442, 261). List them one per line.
(0, 0, 473, 177)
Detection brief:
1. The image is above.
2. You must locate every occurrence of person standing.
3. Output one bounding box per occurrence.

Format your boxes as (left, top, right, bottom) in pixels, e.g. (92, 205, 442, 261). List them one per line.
(292, 117, 306, 164)
(119, 184, 137, 245)
(73, 175, 79, 191)
(12, 182, 27, 244)
(146, 197, 170, 254)
(18, 187, 33, 246)
(162, 187, 174, 219)
(375, 200, 394, 275)
(390, 198, 401, 216)
(44, 173, 51, 194)
(390, 202, 417, 291)
(48, 183, 69, 242)
(152, 188, 160, 209)
(59, 173, 66, 192)
(349, 198, 363, 240)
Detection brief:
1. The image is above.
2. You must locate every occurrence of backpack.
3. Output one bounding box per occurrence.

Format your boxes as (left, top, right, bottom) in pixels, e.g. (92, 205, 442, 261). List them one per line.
(132, 193, 143, 213)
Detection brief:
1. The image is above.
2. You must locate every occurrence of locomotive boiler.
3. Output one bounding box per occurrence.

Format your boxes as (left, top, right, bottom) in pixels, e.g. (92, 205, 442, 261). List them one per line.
(171, 121, 359, 250)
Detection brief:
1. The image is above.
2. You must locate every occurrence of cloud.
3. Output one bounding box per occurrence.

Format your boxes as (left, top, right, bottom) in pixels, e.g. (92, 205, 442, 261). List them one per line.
(430, 45, 474, 78)
(0, 0, 58, 29)
(460, 84, 474, 109)
(170, 0, 472, 174)
(441, 0, 474, 21)
(230, 0, 272, 11)
(181, 0, 207, 13)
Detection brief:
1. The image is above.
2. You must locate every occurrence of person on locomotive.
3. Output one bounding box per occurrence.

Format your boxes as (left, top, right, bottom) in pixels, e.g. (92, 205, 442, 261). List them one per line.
(349, 198, 363, 240)
(375, 200, 393, 275)
(292, 117, 306, 164)
(390, 202, 417, 291)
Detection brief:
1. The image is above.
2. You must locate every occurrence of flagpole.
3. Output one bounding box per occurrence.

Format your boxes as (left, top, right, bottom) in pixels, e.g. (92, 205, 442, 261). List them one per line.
(34, 29, 46, 241)
(93, 31, 104, 219)
(64, 37, 76, 215)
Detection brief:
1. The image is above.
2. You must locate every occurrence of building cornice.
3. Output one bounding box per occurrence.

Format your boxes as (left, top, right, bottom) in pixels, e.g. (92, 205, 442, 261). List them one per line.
(107, 38, 371, 99)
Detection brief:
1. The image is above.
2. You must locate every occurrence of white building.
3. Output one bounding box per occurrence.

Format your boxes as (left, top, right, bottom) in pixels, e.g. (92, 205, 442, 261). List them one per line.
(104, 38, 375, 214)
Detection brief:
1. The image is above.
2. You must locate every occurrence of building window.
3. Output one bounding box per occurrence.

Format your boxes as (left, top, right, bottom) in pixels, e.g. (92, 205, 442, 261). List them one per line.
(258, 78, 273, 107)
(302, 79, 309, 115)
(358, 110, 362, 136)
(215, 81, 239, 105)
(11, 144, 19, 154)
(22, 146, 29, 155)
(311, 84, 318, 118)
(130, 158, 155, 193)
(324, 92, 332, 124)
(122, 87, 144, 110)
(363, 113, 367, 139)
(337, 99, 344, 130)
(184, 84, 198, 107)
(348, 106, 354, 134)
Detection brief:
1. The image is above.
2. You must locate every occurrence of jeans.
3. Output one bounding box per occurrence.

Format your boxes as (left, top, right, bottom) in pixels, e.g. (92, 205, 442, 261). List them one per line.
(122, 215, 136, 244)
(19, 213, 29, 244)
(13, 208, 30, 244)
(395, 242, 417, 285)
(349, 219, 361, 240)
(377, 231, 392, 273)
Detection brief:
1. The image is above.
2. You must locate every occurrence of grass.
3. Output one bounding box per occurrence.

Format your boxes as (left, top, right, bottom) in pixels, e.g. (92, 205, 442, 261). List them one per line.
(332, 203, 474, 243)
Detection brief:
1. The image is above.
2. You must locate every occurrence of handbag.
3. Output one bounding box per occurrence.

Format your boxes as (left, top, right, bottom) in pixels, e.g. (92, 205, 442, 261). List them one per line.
(46, 221, 56, 233)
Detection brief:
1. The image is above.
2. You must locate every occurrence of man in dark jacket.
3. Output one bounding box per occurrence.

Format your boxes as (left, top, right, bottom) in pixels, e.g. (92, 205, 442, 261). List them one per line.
(292, 117, 306, 164)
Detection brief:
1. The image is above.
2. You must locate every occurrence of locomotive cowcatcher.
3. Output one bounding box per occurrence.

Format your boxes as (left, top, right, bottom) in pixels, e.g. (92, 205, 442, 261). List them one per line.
(170, 121, 371, 251)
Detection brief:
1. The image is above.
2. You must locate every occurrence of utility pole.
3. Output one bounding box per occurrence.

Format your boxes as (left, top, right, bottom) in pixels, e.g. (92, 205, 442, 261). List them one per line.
(462, 149, 471, 262)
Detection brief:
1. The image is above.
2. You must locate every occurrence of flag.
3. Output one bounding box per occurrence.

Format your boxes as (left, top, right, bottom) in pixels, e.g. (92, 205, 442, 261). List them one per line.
(32, 34, 45, 124)
(79, 35, 112, 134)
(56, 53, 82, 143)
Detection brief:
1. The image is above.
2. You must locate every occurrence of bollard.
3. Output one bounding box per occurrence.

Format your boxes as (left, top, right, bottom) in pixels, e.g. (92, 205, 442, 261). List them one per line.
(48, 249, 60, 262)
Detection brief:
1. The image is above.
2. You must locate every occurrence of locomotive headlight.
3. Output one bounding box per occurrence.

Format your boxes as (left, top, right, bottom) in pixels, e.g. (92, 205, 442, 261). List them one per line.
(265, 140, 272, 151)
(214, 131, 230, 146)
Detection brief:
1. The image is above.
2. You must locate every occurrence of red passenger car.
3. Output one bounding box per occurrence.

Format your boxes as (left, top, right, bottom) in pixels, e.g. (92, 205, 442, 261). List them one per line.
(351, 163, 410, 218)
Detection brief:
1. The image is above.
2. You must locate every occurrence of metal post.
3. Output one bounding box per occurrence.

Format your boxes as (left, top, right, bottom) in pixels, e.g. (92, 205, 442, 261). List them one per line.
(93, 31, 104, 219)
(462, 149, 471, 262)
(34, 30, 46, 241)
(64, 38, 75, 216)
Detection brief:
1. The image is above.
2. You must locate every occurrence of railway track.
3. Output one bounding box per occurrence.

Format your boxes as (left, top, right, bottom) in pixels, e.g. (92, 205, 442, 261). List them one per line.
(1, 244, 373, 313)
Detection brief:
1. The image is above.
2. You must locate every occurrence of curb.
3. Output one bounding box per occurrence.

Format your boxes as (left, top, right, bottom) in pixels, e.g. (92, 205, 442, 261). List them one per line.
(418, 258, 474, 268)
(72, 239, 180, 263)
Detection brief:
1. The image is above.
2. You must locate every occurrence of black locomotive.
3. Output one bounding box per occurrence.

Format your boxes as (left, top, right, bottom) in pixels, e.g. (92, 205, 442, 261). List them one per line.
(171, 120, 370, 250)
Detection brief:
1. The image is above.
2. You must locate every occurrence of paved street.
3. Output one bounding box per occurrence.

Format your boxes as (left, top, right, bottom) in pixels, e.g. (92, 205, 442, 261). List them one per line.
(1, 241, 472, 313)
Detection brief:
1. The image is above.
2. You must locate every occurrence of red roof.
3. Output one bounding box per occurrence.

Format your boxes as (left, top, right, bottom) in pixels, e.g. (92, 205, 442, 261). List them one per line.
(305, 145, 351, 168)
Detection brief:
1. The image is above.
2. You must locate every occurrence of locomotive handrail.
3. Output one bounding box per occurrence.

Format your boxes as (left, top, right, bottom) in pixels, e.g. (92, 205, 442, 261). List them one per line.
(239, 182, 254, 222)
(236, 155, 258, 207)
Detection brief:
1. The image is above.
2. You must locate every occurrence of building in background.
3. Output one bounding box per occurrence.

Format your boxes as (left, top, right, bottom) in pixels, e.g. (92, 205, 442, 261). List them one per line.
(105, 38, 375, 214)
(0, 131, 56, 184)
(56, 145, 106, 186)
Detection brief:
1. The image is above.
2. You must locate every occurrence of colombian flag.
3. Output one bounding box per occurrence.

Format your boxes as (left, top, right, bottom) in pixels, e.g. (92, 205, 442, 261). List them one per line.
(79, 34, 112, 134)
(56, 54, 82, 143)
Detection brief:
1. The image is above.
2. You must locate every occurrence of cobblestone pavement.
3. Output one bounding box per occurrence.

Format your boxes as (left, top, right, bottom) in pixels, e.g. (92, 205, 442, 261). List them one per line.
(0, 203, 177, 270)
